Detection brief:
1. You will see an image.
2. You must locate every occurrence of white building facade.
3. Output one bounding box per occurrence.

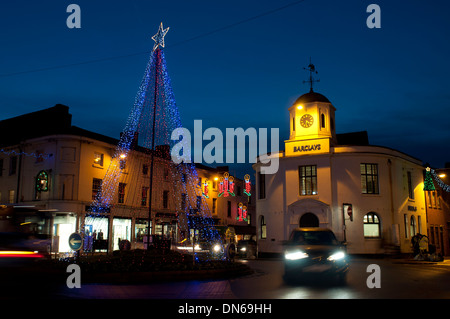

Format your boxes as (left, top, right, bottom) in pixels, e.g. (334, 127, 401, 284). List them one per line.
(253, 90, 427, 255)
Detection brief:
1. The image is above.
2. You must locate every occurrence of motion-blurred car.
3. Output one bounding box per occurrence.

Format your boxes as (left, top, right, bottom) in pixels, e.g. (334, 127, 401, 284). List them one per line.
(283, 228, 348, 284)
(237, 239, 257, 259)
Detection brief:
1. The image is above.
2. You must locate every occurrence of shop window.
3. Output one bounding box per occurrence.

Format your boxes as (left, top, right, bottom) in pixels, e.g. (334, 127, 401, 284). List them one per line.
(84, 215, 109, 252)
(112, 217, 131, 251)
(361, 163, 379, 194)
(363, 212, 380, 238)
(135, 219, 149, 243)
(299, 165, 317, 195)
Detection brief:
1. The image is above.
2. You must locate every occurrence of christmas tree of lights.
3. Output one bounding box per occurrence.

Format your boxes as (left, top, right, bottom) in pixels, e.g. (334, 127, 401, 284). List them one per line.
(423, 167, 436, 191)
(86, 23, 221, 258)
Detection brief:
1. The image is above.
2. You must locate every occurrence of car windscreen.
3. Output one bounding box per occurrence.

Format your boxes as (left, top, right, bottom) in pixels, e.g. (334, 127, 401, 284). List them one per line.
(290, 231, 339, 245)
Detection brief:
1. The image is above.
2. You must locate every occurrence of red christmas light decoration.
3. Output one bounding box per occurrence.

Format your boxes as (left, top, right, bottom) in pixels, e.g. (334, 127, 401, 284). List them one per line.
(244, 174, 251, 197)
(202, 178, 209, 198)
(236, 203, 248, 222)
(218, 172, 235, 197)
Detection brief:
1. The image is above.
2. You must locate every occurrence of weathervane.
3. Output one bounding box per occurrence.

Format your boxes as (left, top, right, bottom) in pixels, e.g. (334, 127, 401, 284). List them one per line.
(151, 22, 169, 52)
(303, 57, 320, 92)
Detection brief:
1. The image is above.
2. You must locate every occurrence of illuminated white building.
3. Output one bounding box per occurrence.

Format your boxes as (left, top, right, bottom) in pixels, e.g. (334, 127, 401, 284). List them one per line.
(253, 89, 427, 255)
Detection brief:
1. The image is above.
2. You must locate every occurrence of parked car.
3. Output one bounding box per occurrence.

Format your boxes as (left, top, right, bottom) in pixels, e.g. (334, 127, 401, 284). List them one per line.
(237, 239, 257, 259)
(283, 228, 348, 284)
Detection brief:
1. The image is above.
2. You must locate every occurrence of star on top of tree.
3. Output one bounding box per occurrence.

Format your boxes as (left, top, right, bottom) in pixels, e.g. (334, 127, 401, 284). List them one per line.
(152, 22, 169, 51)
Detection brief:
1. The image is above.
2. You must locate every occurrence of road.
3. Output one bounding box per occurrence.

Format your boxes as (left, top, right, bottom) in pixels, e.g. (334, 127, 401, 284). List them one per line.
(39, 256, 450, 299)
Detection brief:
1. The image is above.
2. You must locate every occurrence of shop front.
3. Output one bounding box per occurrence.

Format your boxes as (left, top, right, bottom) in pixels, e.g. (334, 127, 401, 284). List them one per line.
(83, 214, 109, 252)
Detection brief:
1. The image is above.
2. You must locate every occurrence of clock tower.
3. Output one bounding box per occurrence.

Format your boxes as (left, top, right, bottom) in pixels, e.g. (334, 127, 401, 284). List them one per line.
(284, 63, 336, 156)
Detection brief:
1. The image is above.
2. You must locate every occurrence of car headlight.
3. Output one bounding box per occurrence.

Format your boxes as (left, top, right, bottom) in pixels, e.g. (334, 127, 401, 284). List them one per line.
(327, 251, 345, 261)
(285, 251, 308, 260)
(213, 244, 221, 253)
(240, 247, 246, 251)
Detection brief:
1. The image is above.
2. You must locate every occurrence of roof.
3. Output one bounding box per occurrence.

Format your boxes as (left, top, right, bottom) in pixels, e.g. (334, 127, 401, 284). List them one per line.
(293, 91, 331, 105)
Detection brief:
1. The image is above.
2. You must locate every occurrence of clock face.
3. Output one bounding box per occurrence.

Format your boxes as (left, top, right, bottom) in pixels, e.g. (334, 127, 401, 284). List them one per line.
(300, 114, 314, 128)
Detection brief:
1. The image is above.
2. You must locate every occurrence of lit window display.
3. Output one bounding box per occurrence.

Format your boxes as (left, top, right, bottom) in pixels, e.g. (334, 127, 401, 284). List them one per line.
(84, 215, 109, 252)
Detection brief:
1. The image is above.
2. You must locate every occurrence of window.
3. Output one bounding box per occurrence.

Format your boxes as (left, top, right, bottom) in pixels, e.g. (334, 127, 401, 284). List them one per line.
(212, 198, 217, 214)
(258, 172, 266, 199)
(292, 116, 295, 131)
(404, 214, 409, 238)
(196, 195, 202, 209)
(418, 215, 422, 234)
(361, 163, 379, 194)
(8, 190, 15, 204)
(407, 171, 414, 199)
(142, 164, 149, 175)
(35, 150, 44, 163)
(181, 193, 186, 211)
(94, 152, 104, 166)
(92, 178, 102, 200)
(427, 191, 432, 208)
(437, 191, 441, 209)
(119, 159, 126, 170)
(9, 156, 17, 175)
(260, 215, 267, 239)
(299, 165, 317, 195)
(118, 183, 126, 204)
(321, 113, 326, 128)
(410, 216, 417, 237)
(227, 201, 231, 217)
(141, 187, 149, 206)
(363, 212, 381, 238)
(431, 191, 436, 208)
(163, 190, 169, 209)
(36, 170, 49, 192)
(164, 168, 170, 180)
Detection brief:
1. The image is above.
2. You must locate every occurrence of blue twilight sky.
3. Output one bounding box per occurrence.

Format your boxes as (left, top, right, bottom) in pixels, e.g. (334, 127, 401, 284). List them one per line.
(1, 0, 450, 177)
